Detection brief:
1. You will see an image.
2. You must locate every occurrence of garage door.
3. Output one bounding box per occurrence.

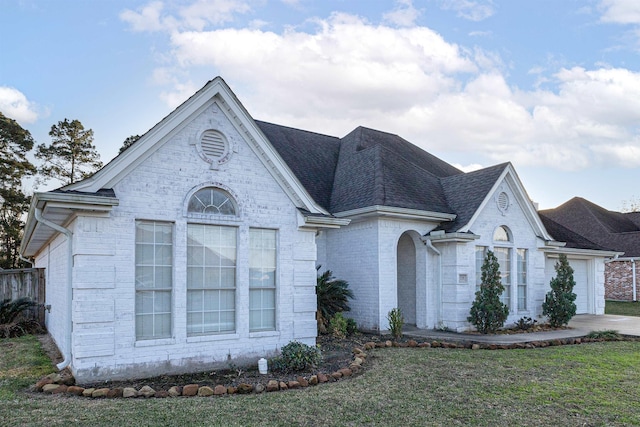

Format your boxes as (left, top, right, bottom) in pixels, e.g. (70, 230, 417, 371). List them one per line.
(545, 258, 589, 314)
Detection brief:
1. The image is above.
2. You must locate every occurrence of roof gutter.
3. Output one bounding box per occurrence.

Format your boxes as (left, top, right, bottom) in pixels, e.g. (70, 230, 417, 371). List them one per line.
(34, 208, 73, 371)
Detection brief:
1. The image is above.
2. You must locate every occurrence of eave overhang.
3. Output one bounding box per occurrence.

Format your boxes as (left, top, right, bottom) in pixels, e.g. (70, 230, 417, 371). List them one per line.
(334, 205, 456, 223)
(425, 230, 481, 243)
(21, 191, 119, 257)
(542, 246, 622, 258)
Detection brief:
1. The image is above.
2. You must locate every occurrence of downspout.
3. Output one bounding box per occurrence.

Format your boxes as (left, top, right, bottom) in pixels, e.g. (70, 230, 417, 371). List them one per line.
(633, 259, 637, 302)
(18, 254, 33, 267)
(425, 239, 442, 327)
(34, 208, 73, 370)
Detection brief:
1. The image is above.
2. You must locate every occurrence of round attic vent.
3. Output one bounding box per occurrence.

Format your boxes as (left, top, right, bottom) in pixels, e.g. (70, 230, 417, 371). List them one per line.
(194, 129, 232, 169)
(201, 130, 227, 159)
(497, 191, 509, 213)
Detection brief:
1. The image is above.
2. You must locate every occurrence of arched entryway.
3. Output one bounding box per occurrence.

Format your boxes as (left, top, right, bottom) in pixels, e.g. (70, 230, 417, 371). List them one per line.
(397, 232, 417, 325)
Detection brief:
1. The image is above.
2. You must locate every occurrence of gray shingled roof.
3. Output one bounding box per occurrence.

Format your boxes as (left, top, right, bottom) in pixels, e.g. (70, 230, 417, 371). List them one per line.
(438, 163, 509, 232)
(256, 121, 341, 211)
(540, 197, 640, 257)
(538, 213, 612, 251)
(257, 121, 515, 227)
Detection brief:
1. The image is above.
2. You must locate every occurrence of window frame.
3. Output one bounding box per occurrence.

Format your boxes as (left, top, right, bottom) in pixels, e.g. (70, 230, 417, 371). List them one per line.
(135, 220, 174, 341)
(249, 228, 277, 332)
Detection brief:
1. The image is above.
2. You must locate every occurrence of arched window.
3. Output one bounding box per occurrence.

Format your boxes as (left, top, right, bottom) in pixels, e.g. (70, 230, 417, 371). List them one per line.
(187, 187, 236, 216)
(493, 225, 511, 242)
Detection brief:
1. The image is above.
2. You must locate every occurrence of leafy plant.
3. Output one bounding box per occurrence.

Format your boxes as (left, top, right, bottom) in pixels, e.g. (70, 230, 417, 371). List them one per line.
(515, 316, 537, 331)
(329, 312, 348, 338)
(468, 250, 509, 334)
(586, 330, 622, 340)
(346, 317, 358, 335)
(316, 267, 354, 330)
(269, 341, 322, 373)
(387, 307, 404, 340)
(0, 297, 42, 338)
(542, 254, 577, 327)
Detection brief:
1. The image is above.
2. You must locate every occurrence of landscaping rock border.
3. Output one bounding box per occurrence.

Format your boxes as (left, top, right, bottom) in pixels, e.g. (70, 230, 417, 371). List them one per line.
(33, 335, 639, 399)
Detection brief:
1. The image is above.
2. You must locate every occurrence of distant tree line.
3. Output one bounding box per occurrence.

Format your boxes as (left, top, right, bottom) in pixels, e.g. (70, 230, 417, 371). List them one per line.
(0, 111, 140, 269)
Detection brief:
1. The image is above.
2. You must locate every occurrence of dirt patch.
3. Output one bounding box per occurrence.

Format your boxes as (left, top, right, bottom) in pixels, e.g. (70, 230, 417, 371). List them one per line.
(80, 332, 384, 391)
(37, 334, 63, 367)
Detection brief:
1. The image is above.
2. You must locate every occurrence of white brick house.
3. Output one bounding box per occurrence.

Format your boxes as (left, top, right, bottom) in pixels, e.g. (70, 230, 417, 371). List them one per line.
(21, 77, 617, 382)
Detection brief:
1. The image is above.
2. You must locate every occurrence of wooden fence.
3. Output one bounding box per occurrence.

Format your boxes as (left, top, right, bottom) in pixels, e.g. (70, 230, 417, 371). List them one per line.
(0, 268, 46, 326)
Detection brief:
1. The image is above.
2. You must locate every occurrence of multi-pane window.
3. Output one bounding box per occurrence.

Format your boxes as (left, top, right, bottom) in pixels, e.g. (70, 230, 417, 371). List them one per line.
(494, 247, 511, 308)
(517, 249, 527, 311)
(135, 221, 173, 340)
(475, 246, 487, 293)
(249, 229, 277, 331)
(188, 187, 236, 216)
(187, 224, 237, 335)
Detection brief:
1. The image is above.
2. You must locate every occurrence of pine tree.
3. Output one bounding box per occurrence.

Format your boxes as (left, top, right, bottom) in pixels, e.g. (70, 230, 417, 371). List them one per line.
(468, 250, 509, 334)
(542, 254, 577, 327)
(0, 113, 36, 269)
(35, 118, 102, 186)
(119, 134, 141, 154)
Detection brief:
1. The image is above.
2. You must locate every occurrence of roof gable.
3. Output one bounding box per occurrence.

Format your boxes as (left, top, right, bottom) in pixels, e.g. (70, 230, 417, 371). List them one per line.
(540, 197, 640, 257)
(62, 77, 327, 215)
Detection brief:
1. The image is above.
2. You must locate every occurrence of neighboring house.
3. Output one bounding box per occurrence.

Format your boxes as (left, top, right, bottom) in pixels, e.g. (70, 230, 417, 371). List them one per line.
(539, 198, 640, 302)
(20, 77, 617, 382)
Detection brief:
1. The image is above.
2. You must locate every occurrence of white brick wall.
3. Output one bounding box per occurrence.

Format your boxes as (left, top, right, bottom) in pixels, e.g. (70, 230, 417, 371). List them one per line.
(36, 102, 319, 382)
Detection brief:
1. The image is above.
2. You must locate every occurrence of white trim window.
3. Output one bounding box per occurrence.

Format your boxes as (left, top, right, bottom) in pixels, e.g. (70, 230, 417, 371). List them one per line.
(187, 224, 237, 335)
(493, 225, 512, 309)
(494, 247, 511, 307)
(475, 246, 487, 294)
(517, 249, 527, 311)
(249, 228, 277, 332)
(135, 220, 173, 340)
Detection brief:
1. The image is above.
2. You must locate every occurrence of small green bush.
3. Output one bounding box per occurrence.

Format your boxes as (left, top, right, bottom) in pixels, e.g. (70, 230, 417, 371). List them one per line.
(586, 330, 622, 340)
(515, 316, 537, 331)
(346, 317, 358, 335)
(270, 341, 322, 373)
(542, 254, 577, 327)
(329, 312, 348, 338)
(387, 308, 404, 340)
(468, 250, 509, 334)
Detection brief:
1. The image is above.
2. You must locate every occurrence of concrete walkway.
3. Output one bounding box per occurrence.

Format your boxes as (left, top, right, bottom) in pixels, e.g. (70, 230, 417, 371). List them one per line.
(402, 314, 640, 345)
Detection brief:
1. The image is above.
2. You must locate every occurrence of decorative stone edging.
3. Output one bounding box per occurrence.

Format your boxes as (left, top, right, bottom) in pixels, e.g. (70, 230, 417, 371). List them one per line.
(33, 335, 638, 398)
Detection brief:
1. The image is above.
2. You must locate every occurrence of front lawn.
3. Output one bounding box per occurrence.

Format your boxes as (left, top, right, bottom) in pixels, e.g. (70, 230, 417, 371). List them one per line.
(1, 335, 639, 426)
(605, 300, 640, 317)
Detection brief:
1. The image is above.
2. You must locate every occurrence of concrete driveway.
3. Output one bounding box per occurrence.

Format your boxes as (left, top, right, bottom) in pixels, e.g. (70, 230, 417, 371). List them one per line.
(569, 314, 640, 337)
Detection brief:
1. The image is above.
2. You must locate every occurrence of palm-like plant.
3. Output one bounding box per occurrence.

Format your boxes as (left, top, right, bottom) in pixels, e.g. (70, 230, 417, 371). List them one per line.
(316, 268, 354, 328)
(0, 297, 42, 338)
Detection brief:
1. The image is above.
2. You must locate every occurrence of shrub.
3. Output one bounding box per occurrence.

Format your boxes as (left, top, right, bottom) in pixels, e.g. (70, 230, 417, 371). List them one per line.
(270, 341, 322, 373)
(542, 254, 577, 328)
(387, 308, 404, 340)
(346, 317, 358, 335)
(586, 330, 622, 340)
(316, 267, 354, 330)
(468, 250, 509, 334)
(515, 316, 537, 331)
(0, 298, 43, 338)
(329, 312, 348, 338)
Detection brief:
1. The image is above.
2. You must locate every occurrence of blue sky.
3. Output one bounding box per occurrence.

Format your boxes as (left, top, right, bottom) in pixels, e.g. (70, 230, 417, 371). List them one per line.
(2, 0, 640, 211)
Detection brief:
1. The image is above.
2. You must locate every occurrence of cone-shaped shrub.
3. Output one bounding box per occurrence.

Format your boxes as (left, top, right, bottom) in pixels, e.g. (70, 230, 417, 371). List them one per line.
(542, 254, 577, 327)
(467, 250, 509, 334)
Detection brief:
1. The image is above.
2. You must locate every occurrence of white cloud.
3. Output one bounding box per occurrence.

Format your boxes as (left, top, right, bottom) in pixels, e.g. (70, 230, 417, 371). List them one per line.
(0, 86, 42, 124)
(439, 0, 496, 22)
(599, 0, 640, 24)
(133, 3, 640, 172)
(120, 1, 166, 32)
(120, 0, 251, 32)
(383, 0, 421, 27)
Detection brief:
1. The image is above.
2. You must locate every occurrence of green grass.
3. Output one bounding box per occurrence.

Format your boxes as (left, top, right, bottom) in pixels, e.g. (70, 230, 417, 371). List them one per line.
(605, 300, 640, 317)
(0, 335, 55, 400)
(1, 336, 639, 426)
